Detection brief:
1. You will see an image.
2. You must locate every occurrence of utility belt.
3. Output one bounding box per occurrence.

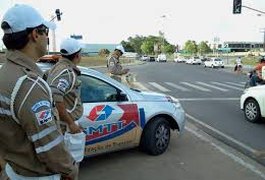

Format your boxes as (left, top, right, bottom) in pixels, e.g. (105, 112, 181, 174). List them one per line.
(5, 163, 60, 180)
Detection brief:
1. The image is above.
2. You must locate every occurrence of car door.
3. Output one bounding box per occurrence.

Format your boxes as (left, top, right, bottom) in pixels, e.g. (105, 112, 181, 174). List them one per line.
(77, 74, 140, 156)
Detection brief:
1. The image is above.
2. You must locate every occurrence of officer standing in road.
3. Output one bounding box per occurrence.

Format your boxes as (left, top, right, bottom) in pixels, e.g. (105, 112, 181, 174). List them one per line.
(107, 45, 129, 82)
(46, 38, 83, 134)
(0, 4, 77, 180)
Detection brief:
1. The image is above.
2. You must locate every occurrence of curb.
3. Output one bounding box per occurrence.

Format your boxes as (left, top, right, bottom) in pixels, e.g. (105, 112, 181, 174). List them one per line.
(185, 114, 265, 167)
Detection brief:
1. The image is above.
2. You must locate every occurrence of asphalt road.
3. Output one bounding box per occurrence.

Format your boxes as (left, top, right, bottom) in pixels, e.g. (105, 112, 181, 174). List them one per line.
(126, 62, 265, 162)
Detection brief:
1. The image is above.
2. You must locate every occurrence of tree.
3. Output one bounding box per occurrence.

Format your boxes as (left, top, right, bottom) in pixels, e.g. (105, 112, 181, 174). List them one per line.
(98, 49, 110, 57)
(164, 44, 176, 54)
(141, 40, 154, 55)
(184, 40, 198, 54)
(121, 40, 134, 52)
(198, 41, 211, 55)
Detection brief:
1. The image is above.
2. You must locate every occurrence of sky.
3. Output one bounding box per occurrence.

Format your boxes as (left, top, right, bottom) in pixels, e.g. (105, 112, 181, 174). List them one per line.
(0, 0, 265, 51)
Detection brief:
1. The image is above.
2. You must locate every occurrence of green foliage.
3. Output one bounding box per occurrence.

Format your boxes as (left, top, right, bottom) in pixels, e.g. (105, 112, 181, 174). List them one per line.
(98, 49, 110, 57)
(164, 44, 176, 54)
(198, 41, 211, 55)
(121, 34, 175, 55)
(184, 40, 198, 54)
(141, 40, 154, 55)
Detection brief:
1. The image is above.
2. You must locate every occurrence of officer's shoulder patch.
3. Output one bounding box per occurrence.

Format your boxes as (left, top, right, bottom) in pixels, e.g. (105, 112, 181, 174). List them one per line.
(35, 109, 52, 126)
(57, 78, 69, 93)
(32, 100, 51, 112)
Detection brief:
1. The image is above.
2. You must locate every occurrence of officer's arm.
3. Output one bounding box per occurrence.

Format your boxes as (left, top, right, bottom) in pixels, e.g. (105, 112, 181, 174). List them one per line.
(14, 77, 77, 177)
(49, 71, 80, 132)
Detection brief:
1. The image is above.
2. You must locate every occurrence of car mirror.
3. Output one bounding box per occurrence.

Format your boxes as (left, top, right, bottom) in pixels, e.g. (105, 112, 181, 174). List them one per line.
(117, 92, 128, 101)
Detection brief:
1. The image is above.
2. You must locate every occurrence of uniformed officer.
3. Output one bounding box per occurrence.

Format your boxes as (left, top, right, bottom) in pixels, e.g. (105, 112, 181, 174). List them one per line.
(46, 38, 83, 134)
(0, 4, 77, 180)
(107, 45, 129, 82)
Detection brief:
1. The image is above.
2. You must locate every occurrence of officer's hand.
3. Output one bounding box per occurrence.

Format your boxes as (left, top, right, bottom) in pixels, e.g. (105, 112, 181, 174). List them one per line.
(69, 123, 83, 134)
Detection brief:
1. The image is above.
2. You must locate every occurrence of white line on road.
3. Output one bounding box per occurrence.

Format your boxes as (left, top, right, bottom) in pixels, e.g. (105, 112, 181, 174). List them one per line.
(196, 81, 228, 92)
(180, 82, 211, 92)
(211, 82, 244, 91)
(225, 82, 245, 87)
(165, 82, 190, 91)
(149, 82, 170, 92)
(178, 97, 239, 101)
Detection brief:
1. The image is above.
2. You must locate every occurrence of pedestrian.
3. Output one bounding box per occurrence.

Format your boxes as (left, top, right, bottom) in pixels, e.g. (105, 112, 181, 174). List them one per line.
(46, 38, 86, 178)
(107, 45, 129, 82)
(0, 4, 77, 180)
(234, 56, 242, 74)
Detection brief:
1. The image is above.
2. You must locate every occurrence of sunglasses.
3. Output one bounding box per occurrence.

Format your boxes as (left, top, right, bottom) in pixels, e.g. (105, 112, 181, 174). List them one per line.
(36, 26, 49, 36)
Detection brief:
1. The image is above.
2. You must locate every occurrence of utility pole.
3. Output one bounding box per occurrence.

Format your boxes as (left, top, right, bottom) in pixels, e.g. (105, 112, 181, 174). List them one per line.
(48, 9, 62, 54)
(160, 15, 166, 54)
(260, 28, 265, 52)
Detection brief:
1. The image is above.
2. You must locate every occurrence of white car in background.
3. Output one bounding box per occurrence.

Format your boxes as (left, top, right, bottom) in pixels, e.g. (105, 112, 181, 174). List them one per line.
(35, 62, 186, 157)
(240, 86, 265, 123)
(174, 57, 186, 63)
(204, 58, 224, 68)
(186, 56, 202, 65)
(156, 54, 167, 62)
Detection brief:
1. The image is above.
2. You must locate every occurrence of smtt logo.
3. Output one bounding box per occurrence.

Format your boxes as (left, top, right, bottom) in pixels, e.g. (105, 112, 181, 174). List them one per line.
(87, 105, 114, 121)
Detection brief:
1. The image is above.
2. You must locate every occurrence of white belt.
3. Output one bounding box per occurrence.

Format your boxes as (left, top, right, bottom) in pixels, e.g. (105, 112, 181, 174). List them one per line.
(5, 163, 61, 180)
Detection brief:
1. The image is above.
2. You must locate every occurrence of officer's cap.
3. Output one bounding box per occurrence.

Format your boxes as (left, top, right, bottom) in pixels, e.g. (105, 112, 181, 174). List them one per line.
(1, 4, 55, 34)
(115, 45, 125, 54)
(60, 38, 82, 56)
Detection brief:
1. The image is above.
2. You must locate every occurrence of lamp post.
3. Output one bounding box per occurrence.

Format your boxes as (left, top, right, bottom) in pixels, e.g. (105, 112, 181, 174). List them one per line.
(160, 15, 166, 54)
(48, 9, 62, 54)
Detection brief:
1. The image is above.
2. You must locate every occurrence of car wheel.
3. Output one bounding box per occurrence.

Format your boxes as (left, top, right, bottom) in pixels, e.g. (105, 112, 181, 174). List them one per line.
(244, 99, 261, 123)
(140, 117, 170, 155)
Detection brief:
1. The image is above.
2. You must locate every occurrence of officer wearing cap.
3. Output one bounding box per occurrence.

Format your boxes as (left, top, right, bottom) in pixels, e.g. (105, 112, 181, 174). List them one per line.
(107, 45, 129, 82)
(0, 4, 77, 180)
(46, 38, 83, 134)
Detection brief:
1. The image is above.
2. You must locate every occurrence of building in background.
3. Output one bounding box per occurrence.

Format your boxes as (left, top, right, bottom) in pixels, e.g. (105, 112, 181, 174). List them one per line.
(82, 44, 120, 56)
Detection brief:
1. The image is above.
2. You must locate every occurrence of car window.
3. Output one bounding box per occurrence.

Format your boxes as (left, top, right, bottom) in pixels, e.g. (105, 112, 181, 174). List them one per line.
(78, 75, 124, 103)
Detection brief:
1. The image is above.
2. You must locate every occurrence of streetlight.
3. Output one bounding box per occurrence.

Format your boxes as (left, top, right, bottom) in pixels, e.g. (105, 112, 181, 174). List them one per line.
(160, 15, 166, 54)
(48, 9, 62, 54)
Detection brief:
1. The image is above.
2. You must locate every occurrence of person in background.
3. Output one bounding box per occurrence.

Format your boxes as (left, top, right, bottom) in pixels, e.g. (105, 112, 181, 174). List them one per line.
(0, 4, 77, 180)
(107, 45, 129, 82)
(249, 56, 265, 86)
(234, 56, 242, 74)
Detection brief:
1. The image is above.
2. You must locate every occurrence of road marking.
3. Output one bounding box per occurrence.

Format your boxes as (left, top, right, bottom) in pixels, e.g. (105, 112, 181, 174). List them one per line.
(149, 82, 170, 92)
(180, 82, 211, 92)
(133, 82, 149, 91)
(196, 81, 228, 92)
(165, 82, 190, 91)
(211, 81, 244, 91)
(225, 82, 245, 87)
(178, 97, 239, 101)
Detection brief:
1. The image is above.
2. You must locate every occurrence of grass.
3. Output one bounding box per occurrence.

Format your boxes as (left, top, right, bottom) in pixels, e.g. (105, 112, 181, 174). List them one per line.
(0, 53, 136, 67)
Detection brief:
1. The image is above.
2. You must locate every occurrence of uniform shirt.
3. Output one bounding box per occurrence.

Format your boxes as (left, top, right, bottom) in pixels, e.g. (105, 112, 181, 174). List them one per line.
(255, 62, 265, 79)
(0, 50, 76, 177)
(46, 58, 83, 121)
(107, 55, 124, 75)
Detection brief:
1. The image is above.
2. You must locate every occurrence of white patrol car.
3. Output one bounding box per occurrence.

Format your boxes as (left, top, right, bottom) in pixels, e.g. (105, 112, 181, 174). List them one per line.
(36, 62, 186, 156)
(240, 85, 265, 123)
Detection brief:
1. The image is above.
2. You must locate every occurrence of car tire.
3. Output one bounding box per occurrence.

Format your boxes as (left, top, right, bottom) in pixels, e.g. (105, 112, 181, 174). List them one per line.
(140, 117, 170, 155)
(244, 99, 261, 123)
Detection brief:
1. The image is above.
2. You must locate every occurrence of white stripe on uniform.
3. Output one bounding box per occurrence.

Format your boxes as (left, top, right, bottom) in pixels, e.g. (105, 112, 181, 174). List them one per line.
(30, 125, 57, 142)
(35, 135, 64, 154)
